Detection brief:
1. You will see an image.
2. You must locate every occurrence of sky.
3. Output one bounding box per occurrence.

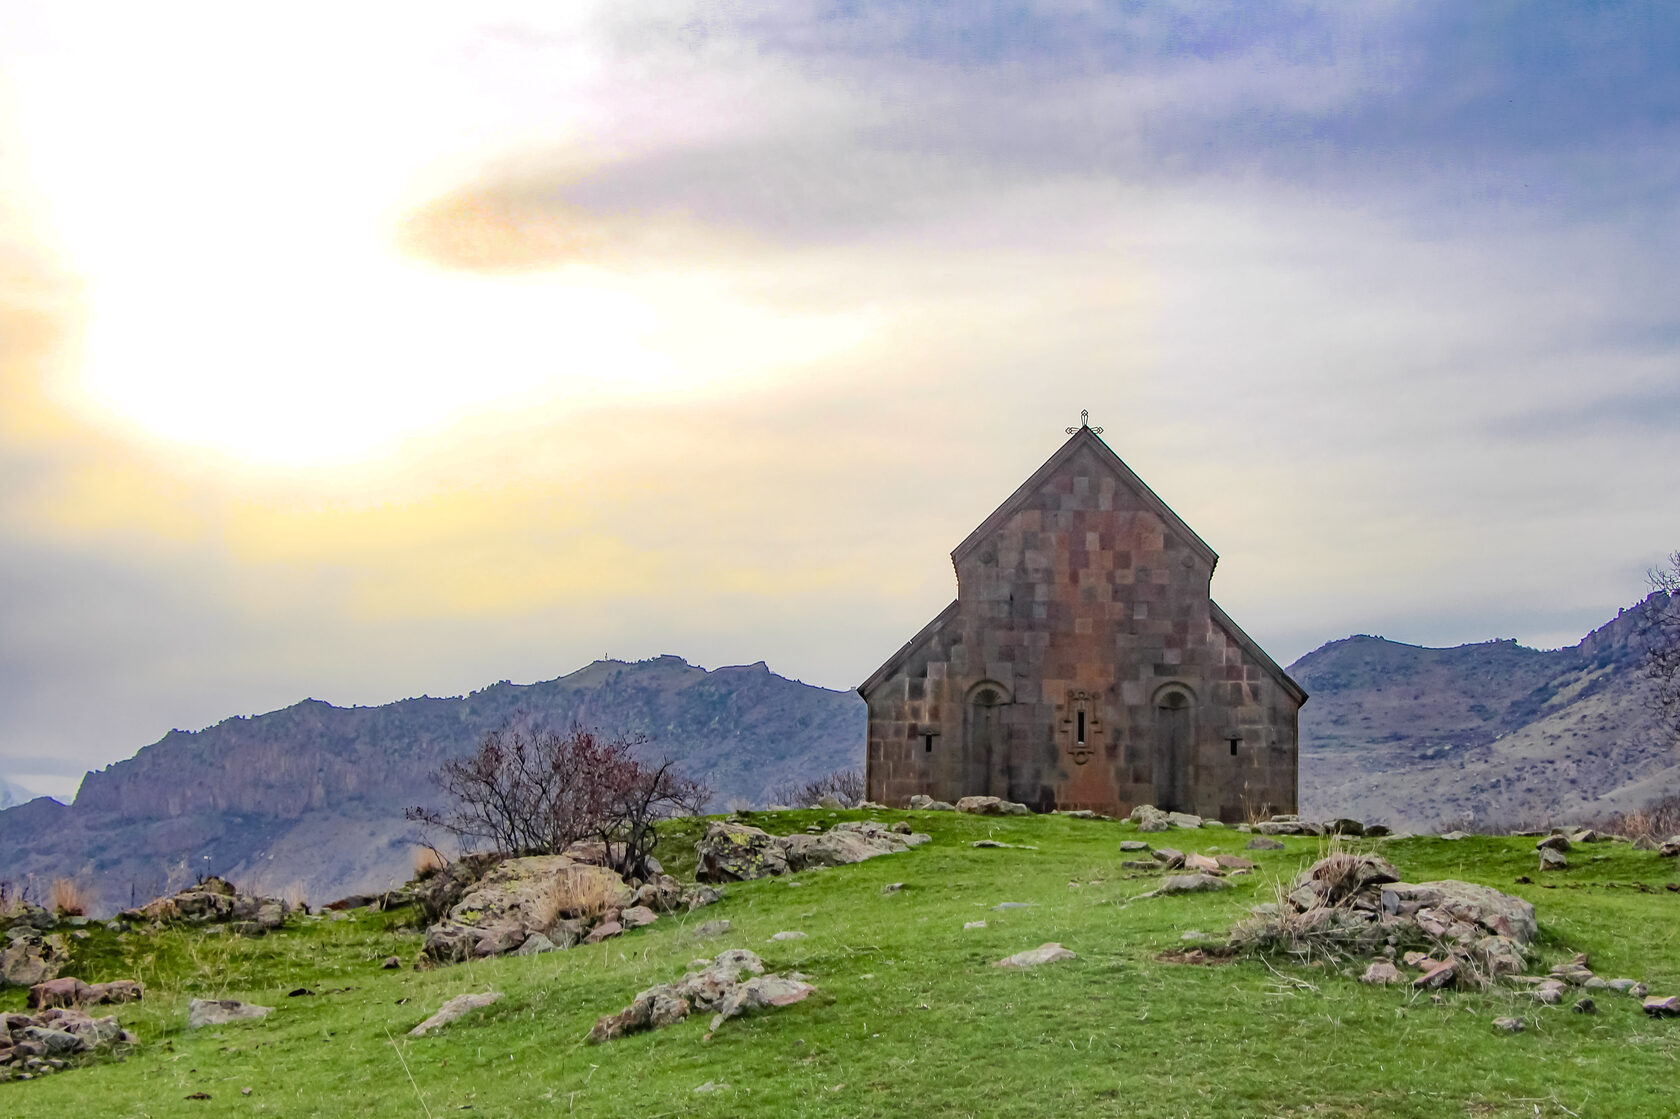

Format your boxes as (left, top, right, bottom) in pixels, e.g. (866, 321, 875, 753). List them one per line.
(2, 2, 1678, 800)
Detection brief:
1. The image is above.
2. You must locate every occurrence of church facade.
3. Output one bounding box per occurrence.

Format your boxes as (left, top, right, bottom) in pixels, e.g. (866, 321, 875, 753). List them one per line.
(859, 422, 1305, 820)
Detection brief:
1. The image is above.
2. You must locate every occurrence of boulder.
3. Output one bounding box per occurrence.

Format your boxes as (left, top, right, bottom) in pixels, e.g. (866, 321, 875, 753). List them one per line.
(27, 978, 90, 1010)
(993, 943, 1076, 969)
(684, 885, 724, 910)
(1184, 853, 1222, 874)
(620, 906, 658, 929)
(409, 992, 502, 1037)
(1643, 995, 1680, 1017)
(708, 975, 815, 1029)
(907, 795, 955, 811)
(583, 921, 622, 945)
(1536, 834, 1571, 853)
(1360, 960, 1403, 985)
(1246, 836, 1286, 851)
(0, 933, 64, 989)
(781, 821, 930, 871)
(694, 822, 791, 883)
(1119, 840, 1150, 852)
(1326, 818, 1366, 836)
(1167, 812, 1204, 829)
(1131, 804, 1171, 832)
(1379, 881, 1537, 944)
(511, 933, 558, 957)
(587, 985, 691, 1042)
(1151, 847, 1186, 869)
(1152, 874, 1231, 895)
(955, 796, 1031, 816)
(187, 998, 272, 1029)
(1214, 855, 1255, 870)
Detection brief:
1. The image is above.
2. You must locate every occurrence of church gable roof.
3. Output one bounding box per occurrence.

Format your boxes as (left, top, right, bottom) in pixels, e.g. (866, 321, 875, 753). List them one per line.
(950, 426, 1219, 570)
(857, 599, 959, 698)
(1210, 600, 1309, 706)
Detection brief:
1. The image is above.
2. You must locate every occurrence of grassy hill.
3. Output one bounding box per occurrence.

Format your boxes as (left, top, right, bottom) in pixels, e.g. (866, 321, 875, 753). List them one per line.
(9, 809, 1680, 1118)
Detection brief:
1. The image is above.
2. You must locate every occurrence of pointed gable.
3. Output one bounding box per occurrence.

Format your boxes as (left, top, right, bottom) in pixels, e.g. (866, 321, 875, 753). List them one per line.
(949, 426, 1219, 572)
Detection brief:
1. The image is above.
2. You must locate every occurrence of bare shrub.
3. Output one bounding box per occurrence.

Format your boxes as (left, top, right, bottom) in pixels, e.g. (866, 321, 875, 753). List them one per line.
(51, 877, 93, 917)
(407, 722, 712, 881)
(1594, 792, 1680, 845)
(766, 768, 865, 808)
(1646, 554, 1680, 738)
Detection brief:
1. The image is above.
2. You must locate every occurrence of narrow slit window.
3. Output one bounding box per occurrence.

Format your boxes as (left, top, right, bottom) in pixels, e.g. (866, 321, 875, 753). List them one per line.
(1076, 710, 1086, 745)
(924, 733, 934, 753)
(1229, 736, 1241, 757)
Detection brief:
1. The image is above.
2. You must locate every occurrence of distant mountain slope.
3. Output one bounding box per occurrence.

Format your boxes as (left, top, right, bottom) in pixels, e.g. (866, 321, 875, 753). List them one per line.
(0, 776, 34, 810)
(1295, 594, 1676, 830)
(0, 656, 865, 911)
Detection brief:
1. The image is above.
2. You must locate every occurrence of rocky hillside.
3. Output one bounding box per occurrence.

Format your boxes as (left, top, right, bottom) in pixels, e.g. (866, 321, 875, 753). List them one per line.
(1296, 594, 1676, 831)
(0, 656, 864, 912)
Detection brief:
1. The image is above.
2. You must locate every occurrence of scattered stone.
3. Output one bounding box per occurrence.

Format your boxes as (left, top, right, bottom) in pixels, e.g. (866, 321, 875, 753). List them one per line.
(1214, 854, 1255, 870)
(1131, 804, 1171, 832)
(1607, 978, 1639, 992)
(907, 795, 955, 811)
(1402, 951, 1432, 968)
(881, 882, 905, 894)
(1658, 837, 1680, 858)
(1326, 818, 1366, 836)
(694, 1081, 728, 1093)
(890, 821, 912, 835)
(0, 930, 68, 989)
(992, 943, 1075, 969)
(1539, 848, 1568, 871)
(1632, 982, 1650, 998)
(770, 931, 807, 942)
(1573, 997, 1597, 1014)
(692, 920, 731, 938)
(1493, 1017, 1525, 1034)
(1151, 847, 1186, 869)
(409, 992, 502, 1037)
(1149, 874, 1231, 896)
(684, 885, 724, 910)
(1413, 958, 1458, 990)
(1360, 960, 1404, 985)
(1643, 995, 1680, 1017)
(1121, 860, 1159, 870)
(187, 999, 272, 1029)
(697, 820, 929, 883)
(381, 956, 402, 970)
(1439, 831, 1470, 841)
(1184, 853, 1223, 874)
(991, 902, 1033, 910)
(707, 975, 815, 1030)
(1532, 980, 1566, 1005)
(954, 796, 1032, 816)
(1167, 812, 1205, 829)
(971, 840, 1038, 849)
(1536, 834, 1571, 853)
(964, 921, 987, 929)
(1246, 836, 1286, 851)
(1119, 840, 1150, 852)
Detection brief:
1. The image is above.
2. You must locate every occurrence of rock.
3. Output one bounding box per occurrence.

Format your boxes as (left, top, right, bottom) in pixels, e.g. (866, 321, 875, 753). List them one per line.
(1472, 936, 1527, 979)
(1360, 960, 1404, 985)
(782, 821, 931, 871)
(1632, 982, 1650, 998)
(1379, 881, 1538, 944)
(694, 822, 792, 882)
(0, 934, 64, 989)
(1214, 855, 1255, 870)
(1539, 848, 1568, 871)
(1573, 997, 1597, 1014)
(583, 921, 622, 945)
(1151, 874, 1231, 895)
(511, 933, 558, 957)
(881, 882, 905, 894)
(472, 924, 527, 958)
(955, 796, 1031, 816)
(1532, 980, 1566, 1005)
(1184, 853, 1222, 874)
(27, 978, 90, 1010)
(1246, 836, 1286, 851)
(991, 902, 1033, 910)
(964, 920, 987, 929)
(422, 923, 478, 964)
(85, 980, 143, 1005)
(187, 998, 272, 1029)
(1151, 847, 1186, 869)
(1364, 824, 1393, 837)
(587, 985, 691, 1042)
(409, 992, 502, 1036)
(1493, 1017, 1525, 1034)
(769, 931, 807, 941)
(908, 795, 954, 811)
(1439, 830, 1470, 841)
(1167, 812, 1204, 829)
(382, 956, 403, 969)
(815, 794, 847, 809)
(1412, 958, 1457, 990)
(1326, 818, 1366, 836)
(1121, 860, 1159, 870)
(1536, 834, 1571, 853)
(684, 885, 724, 910)
(620, 906, 658, 929)
(1403, 951, 1432, 968)
(1119, 840, 1150, 852)
(890, 821, 912, 835)
(1607, 978, 1640, 992)
(1643, 995, 1680, 1017)
(707, 975, 815, 1029)
(993, 943, 1076, 969)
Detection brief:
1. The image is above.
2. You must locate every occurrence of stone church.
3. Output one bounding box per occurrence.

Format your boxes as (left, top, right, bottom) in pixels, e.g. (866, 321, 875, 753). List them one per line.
(859, 419, 1305, 820)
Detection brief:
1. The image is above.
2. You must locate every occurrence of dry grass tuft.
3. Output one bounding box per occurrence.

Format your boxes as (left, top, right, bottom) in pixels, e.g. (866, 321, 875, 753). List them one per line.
(1595, 793, 1680, 845)
(531, 866, 621, 929)
(412, 846, 448, 879)
(51, 877, 94, 917)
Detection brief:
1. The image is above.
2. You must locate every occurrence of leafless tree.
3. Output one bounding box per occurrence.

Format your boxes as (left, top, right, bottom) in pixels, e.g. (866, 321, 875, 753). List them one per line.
(766, 767, 866, 808)
(407, 723, 711, 879)
(1647, 552, 1680, 739)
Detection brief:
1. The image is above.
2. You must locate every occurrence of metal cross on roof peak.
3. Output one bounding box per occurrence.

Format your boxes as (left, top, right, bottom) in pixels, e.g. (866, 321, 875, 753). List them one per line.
(1066, 409, 1103, 435)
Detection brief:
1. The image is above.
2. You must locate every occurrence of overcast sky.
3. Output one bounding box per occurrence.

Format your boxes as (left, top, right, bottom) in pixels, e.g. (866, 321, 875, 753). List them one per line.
(2, 2, 1677, 799)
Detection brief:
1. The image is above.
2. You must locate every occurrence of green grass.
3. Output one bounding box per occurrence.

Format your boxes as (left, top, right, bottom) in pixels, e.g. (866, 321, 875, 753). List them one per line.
(8, 812, 1680, 1118)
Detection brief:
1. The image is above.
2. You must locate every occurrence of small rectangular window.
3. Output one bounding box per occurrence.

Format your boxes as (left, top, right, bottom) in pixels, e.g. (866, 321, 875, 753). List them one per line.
(1076, 711, 1086, 745)
(924, 734, 934, 753)
(1229, 737, 1241, 757)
